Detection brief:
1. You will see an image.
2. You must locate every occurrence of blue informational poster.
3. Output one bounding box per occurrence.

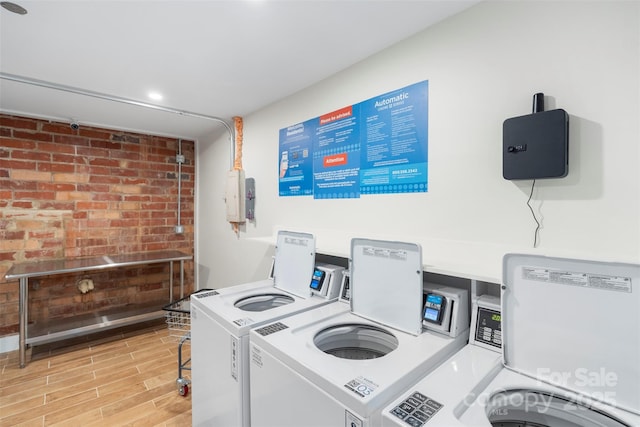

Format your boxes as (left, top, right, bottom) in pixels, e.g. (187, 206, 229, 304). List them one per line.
(360, 81, 428, 194)
(278, 80, 428, 198)
(313, 105, 361, 199)
(278, 119, 315, 196)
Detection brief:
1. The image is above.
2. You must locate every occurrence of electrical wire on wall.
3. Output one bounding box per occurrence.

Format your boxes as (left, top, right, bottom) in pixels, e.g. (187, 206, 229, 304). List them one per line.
(175, 139, 185, 234)
(526, 179, 541, 247)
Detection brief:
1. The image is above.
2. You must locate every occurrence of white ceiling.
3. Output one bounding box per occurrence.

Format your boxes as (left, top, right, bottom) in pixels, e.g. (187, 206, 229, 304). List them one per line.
(0, 0, 478, 140)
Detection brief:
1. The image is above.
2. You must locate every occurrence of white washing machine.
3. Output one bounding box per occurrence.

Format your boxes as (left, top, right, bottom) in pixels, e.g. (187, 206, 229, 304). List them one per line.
(190, 231, 345, 427)
(249, 238, 469, 427)
(383, 254, 640, 427)
(382, 294, 503, 426)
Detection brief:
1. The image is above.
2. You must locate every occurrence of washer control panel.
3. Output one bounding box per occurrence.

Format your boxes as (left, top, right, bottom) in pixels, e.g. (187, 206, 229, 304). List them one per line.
(389, 392, 443, 426)
(475, 306, 502, 348)
(310, 263, 345, 300)
(422, 285, 469, 338)
(339, 271, 351, 302)
(423, 293, 446, 325)
(469, 294, 502, 352)
(310, 268, 326, 291)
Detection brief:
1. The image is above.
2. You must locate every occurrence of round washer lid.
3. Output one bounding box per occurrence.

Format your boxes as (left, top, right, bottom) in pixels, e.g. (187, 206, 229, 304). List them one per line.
(314, 323, 399, 360)
(501, 254, 640, 415)
(350, 238, 423, 336)
(272, 231, 316, 298)
(486, 389, 632, 427)
(234, 293, 295, 312)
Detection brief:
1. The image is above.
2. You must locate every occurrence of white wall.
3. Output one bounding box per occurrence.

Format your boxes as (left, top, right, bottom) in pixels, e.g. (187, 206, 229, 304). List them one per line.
(196, 1, 640, 289)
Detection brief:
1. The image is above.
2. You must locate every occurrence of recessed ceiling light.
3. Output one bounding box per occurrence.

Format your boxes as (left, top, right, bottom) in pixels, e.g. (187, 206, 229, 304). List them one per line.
(1, 1, 27, 14)
(148, 92, 163, 101)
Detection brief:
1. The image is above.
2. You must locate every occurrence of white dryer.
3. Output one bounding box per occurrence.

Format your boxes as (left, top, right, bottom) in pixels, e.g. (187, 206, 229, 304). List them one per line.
(249, 238, 469, 427)
(383, 254, 640, 427)
(190, 231, 345, 427)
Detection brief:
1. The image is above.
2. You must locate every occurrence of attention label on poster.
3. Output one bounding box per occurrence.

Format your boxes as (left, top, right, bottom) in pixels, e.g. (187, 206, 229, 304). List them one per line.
(279, 81, 428, 198)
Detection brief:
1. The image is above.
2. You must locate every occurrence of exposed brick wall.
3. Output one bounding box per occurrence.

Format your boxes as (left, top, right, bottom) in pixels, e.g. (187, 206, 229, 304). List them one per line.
(0, 114, 195, 338)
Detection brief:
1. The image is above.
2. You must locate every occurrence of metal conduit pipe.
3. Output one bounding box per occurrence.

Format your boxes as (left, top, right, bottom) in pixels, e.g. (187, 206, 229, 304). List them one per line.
(0, 72, 236, 168)
(176, 139, 183, 234)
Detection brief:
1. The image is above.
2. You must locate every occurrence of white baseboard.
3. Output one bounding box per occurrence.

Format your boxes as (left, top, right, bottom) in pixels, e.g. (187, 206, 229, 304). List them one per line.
(0, 334, 18, 354)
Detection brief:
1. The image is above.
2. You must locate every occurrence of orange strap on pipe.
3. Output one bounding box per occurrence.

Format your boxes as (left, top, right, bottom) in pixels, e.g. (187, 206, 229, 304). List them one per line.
(233, 116, 243, 171)
(232, 116, 243, 235)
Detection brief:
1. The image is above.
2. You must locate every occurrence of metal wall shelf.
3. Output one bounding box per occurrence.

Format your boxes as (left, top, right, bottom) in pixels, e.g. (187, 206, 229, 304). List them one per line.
(4, 250, 192, 368)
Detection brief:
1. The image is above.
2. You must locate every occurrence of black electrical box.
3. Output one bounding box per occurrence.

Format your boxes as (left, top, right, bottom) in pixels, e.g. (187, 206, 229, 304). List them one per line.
(503, 109, 569, 180)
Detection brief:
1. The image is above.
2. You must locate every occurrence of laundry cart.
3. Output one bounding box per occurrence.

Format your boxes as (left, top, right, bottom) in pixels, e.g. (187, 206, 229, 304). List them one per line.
(163, 290, 212, 396)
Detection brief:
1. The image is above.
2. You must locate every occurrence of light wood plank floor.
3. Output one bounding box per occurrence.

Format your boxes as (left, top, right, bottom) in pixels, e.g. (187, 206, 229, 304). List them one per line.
(0, 321, 191, 426)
